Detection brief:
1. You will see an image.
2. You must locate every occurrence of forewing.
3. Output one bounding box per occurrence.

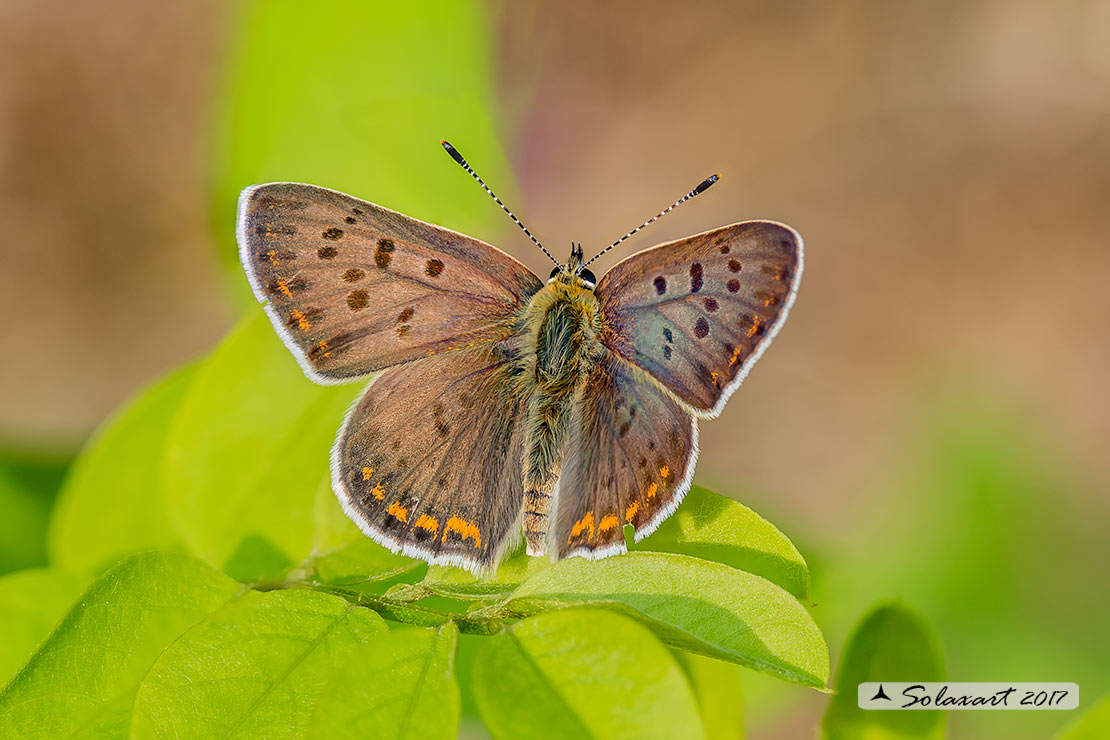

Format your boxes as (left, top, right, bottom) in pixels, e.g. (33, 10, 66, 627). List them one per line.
(596, 221, 802, 417)
(238, 182, 542, 384)
(333, 345, 527, 573)
(553, 355, 698, 559)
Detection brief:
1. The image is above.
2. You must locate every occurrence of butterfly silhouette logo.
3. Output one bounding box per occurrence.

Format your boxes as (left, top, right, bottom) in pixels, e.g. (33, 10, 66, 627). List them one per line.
(237, 141, 803, 575)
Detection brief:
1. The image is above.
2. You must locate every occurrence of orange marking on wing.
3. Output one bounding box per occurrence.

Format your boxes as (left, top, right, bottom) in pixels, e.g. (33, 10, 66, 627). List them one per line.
(361, 467, 374, 481)
(646, 482, 658, 500)
(267, 250, 280, 265)
(318, 341, 331, 358)
(659, 465, 670, 479)
(387, 500, 408, 523)
(570, 512, 596, 541)
(277, 278, 292, 297)
(290, 309, 311, 331)
(746, 317, 763, 338)
(413, 514, 439, 535)
(598, 514, 619, 534)
(443, 516, 481, 548)
(729, 346, 743, 367)
(371, 482, 385, 501)
(625, 500, 640, 522)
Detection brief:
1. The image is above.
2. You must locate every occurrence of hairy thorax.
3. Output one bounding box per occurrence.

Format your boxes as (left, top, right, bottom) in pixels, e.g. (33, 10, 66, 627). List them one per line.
(515, 278, 605, 493)
(530, 280, 604, 389)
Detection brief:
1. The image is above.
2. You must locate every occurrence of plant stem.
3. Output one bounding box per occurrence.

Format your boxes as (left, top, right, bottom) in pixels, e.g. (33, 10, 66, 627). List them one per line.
(248, 580, 507, 635)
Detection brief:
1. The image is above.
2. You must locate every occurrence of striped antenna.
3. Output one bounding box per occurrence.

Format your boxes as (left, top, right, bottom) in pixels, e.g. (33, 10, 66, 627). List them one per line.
(580, 173, 722, 271)
(441, 140, 560, 267)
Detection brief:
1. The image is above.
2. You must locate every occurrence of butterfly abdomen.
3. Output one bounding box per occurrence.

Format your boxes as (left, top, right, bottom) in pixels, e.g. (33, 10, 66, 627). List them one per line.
(520, 281, 604, 555)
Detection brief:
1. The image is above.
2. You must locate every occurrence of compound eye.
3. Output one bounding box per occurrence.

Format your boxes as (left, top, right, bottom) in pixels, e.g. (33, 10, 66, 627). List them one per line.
(549, 267, 561, 280)
(579, 267, 597, 286)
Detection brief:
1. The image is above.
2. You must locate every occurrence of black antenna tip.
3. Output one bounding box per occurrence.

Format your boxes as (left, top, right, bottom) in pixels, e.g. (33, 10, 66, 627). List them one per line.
(441, 139, 466, 165)
(692, 173, 722, 196)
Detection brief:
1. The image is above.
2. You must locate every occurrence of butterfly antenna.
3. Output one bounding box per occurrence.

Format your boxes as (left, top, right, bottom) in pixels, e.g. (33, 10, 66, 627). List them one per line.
(580, 173, 722, 271)
(440, 140, 560, 267)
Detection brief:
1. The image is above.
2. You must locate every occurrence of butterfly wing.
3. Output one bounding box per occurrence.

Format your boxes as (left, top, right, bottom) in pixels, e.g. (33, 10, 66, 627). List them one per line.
(596, 221, 803, 417)
(552, 355, 698, 559)
(238, 182, 542, 384)
(333, 345, 528, 573)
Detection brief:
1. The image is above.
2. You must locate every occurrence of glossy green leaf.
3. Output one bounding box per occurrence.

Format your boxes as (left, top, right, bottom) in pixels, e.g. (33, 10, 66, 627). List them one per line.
(506, 552, 828, 688)
(214, 0, 518, 278)
(1054, 695, 1110, 740)
(131, 588, 386, 739)
(48, 364, 196, 575)
(676, 651, 745, 740)
(422, 549, 549, 600)
(473, 608, 703, 740)
(0, 552, 240, 739)
(635, 485, 811, 599)
(164, 312, 359, 571)
(309, 623, 460, 740)
(822, 601, 945, 740)
(0, 568, 88, 689)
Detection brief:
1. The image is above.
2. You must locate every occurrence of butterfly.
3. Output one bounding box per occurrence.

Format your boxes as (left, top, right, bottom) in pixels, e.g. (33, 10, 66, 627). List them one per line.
(237, 141, 803, 575)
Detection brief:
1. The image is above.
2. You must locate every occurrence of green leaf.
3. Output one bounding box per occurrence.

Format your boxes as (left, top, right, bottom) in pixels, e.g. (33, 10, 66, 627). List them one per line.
(309, 623, 460, 740)
(506, 552, 829, 688)
(473, 608, 703, 740)
(0, 452, 70, 574)
(164, 312, 359, 572)
(301, 476, 421, 585)
(635, 485, 811, 599)
(422, 549, 550, 600)
(131, 588, 386, 739)
(307, 537, 422, 586)
(222, 533, 295, 583)
(822, 600, 946, 740)
(0, 552, 240, 739)
(1054, 695, 1110, 740)
(0, 568, 89, 689)
(48, 363, 196, 575)
(675, 651, 745, 740)
(311, 473, 361, 552)
(213, 0, 518, 278)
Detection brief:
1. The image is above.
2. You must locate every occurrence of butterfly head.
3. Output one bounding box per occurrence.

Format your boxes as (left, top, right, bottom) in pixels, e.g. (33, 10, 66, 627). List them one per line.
(548, 242, 597, 289)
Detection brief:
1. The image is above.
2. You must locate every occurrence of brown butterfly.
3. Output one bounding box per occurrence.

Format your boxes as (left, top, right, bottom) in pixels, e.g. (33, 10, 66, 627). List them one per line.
(237, 141, 803, 574)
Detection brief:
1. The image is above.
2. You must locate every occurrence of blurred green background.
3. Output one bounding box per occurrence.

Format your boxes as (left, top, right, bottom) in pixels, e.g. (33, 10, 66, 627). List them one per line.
(1, 0, 1107, 737)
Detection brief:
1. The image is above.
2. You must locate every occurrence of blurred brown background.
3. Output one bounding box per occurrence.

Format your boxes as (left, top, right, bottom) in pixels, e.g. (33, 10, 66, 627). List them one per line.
(5, 0, 1107, 491)
(1, 1, 1107, 737)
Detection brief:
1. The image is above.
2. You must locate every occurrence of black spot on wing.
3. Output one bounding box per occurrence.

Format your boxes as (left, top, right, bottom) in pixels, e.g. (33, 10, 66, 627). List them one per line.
(375, 238, 395, 268)
(347, 290, 369, 310)
(690, 263, 703, 293)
